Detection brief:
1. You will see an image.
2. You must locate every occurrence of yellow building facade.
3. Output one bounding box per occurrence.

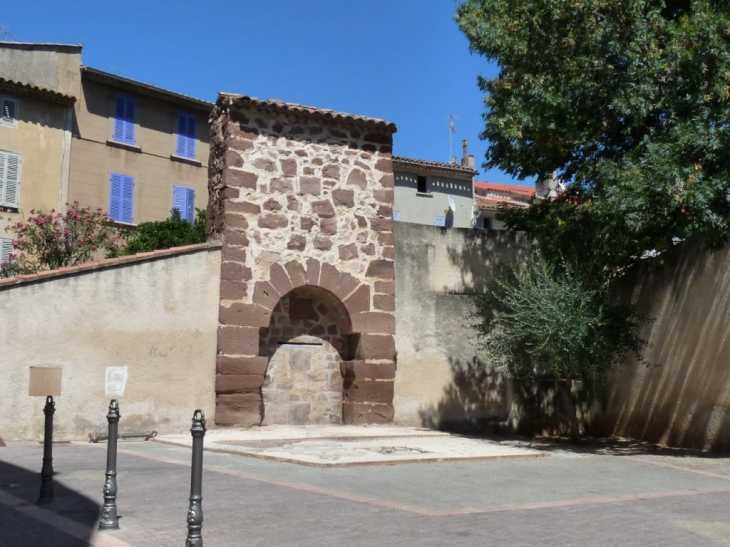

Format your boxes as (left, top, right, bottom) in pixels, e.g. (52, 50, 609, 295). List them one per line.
(0, 42, 212, 265)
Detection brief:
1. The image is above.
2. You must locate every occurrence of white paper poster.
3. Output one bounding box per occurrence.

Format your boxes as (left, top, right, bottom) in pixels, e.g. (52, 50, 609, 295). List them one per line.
(105, 366, 129, 396)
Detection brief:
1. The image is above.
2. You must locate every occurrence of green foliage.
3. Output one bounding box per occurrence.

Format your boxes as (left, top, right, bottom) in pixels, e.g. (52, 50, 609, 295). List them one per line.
(472, 254, 645, 383)
(457, 0, 730, 264)
(1, 203, 120, 278)
(117, 208, 207, 256)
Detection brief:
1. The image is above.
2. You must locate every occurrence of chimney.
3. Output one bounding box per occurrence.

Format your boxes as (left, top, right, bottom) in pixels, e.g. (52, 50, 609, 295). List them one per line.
(461, 140, 468, 167)
(468, 154, 475, 169)
(450, 157, 458, 165)
(536, 171, 558, 198)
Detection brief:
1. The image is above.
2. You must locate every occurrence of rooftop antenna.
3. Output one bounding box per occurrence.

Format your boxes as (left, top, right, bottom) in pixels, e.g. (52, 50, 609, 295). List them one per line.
(0, 26, 17, 41)
(448, 115, 458, 161)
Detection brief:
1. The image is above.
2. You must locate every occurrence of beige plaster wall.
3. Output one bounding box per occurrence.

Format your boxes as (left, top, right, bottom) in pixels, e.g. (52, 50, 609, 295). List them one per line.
(69, 79, 210, 224)
(394, 222, 549, 430)
(0, 95, 71, 238)
(588, 239, 730, 451)
(0, 247, 221, 441)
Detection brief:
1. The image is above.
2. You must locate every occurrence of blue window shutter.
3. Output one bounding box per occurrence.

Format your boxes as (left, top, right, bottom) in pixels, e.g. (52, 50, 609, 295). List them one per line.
(185, 188, 195, 223)
(121, 176, 134, 223)
(185, 115, 196, 159)
(173, 186, 195, 223)
(113, 97, 125, 142)
(176, 114, 187, 157)
(109, 173, 123, 220)
(173, 185, 187, 218)
(124, 99, 136, 144)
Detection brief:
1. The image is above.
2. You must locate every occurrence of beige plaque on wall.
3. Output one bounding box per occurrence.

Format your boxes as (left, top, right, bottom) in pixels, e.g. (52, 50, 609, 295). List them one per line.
(28, 366, 62, 396)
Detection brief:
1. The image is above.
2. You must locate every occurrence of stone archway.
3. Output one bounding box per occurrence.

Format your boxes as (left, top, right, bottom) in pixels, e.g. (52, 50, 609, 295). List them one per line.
(259, 286, 352, 425)
(208, 94, 398, 427)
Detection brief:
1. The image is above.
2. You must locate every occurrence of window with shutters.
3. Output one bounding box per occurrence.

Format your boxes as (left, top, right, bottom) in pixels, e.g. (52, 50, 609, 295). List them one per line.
(175, 113, 196, 159)
(112, 95, 136, 145)
(173, 186, 195, 223)
(0, 238, 14, 265)
(0, 96, 18, 128)
(0, 150, 21, 208)
(109, 173, 134, 223)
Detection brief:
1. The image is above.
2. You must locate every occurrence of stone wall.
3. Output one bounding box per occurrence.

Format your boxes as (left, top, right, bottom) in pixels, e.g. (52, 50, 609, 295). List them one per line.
(394, 223, 581, 435)
(587, 238, 730, 451)
(0, 244, 220, 441)
(208, 95, 398, 426)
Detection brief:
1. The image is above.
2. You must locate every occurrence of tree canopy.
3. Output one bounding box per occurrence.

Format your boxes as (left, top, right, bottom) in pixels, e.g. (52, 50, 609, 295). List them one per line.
(457, 0, 730, 273)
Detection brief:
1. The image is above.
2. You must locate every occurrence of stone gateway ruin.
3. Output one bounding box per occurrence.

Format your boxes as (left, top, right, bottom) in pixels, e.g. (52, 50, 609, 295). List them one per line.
(207, 94, 398, 427)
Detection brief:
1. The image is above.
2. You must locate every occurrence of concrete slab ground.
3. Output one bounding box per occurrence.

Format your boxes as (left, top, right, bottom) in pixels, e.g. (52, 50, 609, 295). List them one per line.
(2, 431, 730, 546)
(153, 425, 545, 466)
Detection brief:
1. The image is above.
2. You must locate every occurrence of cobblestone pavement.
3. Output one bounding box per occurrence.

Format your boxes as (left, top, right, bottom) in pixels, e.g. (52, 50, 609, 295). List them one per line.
(2, 436, 730, 546)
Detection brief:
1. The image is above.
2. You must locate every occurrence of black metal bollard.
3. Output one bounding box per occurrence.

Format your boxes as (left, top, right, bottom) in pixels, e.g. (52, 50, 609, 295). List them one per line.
(98, 400, 121, 530)
(38, 395, 55, 504)
(186, 409, 206, 547)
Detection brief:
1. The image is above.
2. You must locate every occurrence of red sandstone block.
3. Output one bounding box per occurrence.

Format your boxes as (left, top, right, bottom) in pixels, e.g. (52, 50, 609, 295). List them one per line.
(373, 294, 395, 312)
(306, 258, 321, 286)
(222, 245, 247, 263)
(374, 281, 395, 295)
(285, 260, 308, 288)
(342, 403, 394, 425)
(355, 334, 396, 360)
(219, 303, 271, 327)
(252, 281, 281, 310)
(343, 380, 394, 404)
(374, 158, 392, 172)
(370, 218, 393, 232)
(344, 285, 371, 316)
(221, 261, 251, 281)
(218, 326, 259, 355)
(216, 355, 269, 375)
(269, 263, 293, 296)
(340, 360, 395, 380)
(351, 312, 395, 334)
(224, 170, 258, 190)
(224, 231, 250, 247)
(215, 374, 265, 394)
(219, 279, 247, 301)
(215, 393, 262, 426)
(365, 260, 394, 280)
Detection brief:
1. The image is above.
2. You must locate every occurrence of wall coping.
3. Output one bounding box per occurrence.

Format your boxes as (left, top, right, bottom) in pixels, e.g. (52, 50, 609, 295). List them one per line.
(0, 240, 222, 290)
(217, 93, 398, 134)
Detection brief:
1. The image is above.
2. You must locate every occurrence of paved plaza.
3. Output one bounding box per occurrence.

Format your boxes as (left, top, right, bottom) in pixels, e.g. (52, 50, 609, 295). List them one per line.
(2, 428, 730, 546)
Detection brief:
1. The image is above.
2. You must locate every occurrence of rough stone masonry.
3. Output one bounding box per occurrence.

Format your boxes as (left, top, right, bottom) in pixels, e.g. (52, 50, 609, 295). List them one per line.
(207, 94, 398, 427)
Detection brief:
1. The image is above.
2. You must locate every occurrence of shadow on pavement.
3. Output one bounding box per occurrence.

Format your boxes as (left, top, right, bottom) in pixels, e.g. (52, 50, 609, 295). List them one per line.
(463, 432, 730, 459)
(0, 458, 102, 547)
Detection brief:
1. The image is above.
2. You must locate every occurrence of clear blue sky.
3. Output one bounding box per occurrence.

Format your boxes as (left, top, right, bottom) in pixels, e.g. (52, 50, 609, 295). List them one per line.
(2, 0, 528, 186)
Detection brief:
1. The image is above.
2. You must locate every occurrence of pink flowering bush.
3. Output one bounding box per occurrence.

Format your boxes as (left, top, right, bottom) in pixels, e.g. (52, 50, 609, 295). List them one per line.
(0, 202, 121, 278)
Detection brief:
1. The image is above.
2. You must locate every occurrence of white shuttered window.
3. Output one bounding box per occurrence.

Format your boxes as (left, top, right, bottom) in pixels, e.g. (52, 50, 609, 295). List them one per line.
(0, 96, 18, 128)
(0, 151, 20, 208)
(0, 238, 13, 265)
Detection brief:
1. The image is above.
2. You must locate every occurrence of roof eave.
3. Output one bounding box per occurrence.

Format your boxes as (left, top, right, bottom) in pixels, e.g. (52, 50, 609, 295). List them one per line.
(82, 67, 213, 112)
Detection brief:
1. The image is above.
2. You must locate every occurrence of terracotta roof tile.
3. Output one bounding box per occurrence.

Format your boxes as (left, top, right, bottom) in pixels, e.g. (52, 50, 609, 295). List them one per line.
(0, 78, 76, 105)
(392, 156, 478, 174)
(474, 181, 535, 196)
(220, 93, 397, 133)
(475, 195, 530, 210)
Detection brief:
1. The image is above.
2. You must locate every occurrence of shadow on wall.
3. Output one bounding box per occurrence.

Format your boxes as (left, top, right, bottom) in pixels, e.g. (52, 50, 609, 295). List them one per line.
(442, 227, 530, 294)
(588, 238, 730, 452)
(0, 456, 101, 546)
(417, 355, 592, 437)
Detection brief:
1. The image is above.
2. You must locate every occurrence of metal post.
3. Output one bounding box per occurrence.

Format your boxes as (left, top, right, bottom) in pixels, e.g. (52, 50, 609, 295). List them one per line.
(38, 395, 55, 504)
(186, 409, 206, 547)
(98, 400, 121, 530)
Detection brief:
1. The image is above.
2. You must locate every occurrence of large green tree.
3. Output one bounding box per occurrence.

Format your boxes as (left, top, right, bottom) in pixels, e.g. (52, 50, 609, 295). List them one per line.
(457, 0, 730, 276)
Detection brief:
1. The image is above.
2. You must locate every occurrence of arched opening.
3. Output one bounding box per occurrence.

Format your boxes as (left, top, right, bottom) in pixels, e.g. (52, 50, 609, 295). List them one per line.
(259, 286, 356, 425)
